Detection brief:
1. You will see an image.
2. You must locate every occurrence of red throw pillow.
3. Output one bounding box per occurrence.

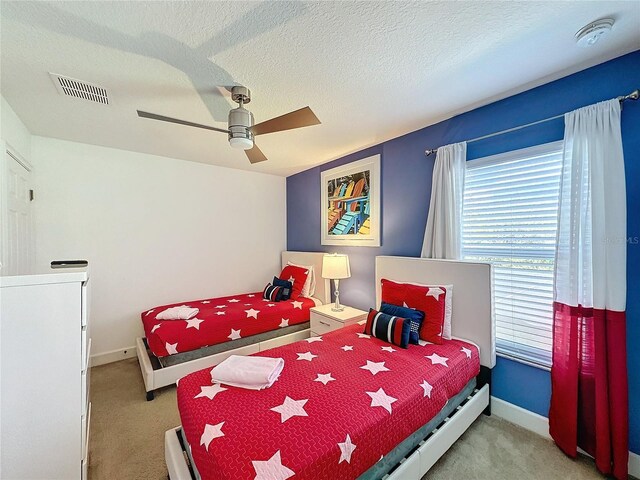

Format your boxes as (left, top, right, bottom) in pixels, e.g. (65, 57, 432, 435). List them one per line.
(279, 265, 309, 300)
(380, 278, 447, 344)
(380, 279, 406, 307)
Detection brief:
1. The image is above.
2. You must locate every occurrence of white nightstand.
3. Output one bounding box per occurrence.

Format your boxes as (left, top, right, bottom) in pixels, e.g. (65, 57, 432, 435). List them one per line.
(310, 304, 368, 336)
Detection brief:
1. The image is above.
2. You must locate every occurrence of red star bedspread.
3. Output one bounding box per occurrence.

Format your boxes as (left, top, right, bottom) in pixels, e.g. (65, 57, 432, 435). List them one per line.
(142, 293, 318, 358)
(176, 323, 480, 480)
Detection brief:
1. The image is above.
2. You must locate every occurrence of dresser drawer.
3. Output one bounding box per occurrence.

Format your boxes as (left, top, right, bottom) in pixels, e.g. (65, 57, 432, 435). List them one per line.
(81, 281, 88, 328)
(310, 314, 343, 335)
(81, 402, 91, 461)
(81, 329, 90, 370)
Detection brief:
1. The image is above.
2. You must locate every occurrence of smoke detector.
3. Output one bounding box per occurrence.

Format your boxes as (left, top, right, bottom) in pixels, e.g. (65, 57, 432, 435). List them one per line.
(49, 73, 109, 105)
(575, 19, 614, 47)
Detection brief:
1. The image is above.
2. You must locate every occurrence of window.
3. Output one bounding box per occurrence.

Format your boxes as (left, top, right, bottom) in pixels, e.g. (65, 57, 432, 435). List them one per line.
(461, 142, 563, 367)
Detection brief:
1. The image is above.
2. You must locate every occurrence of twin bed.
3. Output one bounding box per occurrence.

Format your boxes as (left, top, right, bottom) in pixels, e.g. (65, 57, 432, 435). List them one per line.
(155, 254, 495, 480)
(136, 252, 331, 400)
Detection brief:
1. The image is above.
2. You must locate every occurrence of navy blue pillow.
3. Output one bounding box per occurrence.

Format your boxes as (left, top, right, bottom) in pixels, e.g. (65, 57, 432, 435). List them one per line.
(364, 308, 411, 349)
(380, 302, 424, 345)
(272, 277, 293, 300)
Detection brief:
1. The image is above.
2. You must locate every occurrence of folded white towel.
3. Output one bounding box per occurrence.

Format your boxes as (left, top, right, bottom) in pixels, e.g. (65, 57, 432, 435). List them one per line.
(210, 355, 285, 390)
(156, 305, 199, 320)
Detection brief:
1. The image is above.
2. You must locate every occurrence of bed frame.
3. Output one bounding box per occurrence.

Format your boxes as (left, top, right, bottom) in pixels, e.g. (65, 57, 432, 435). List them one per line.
(165, 255, 495, 479)
(136, 251, 331, 400)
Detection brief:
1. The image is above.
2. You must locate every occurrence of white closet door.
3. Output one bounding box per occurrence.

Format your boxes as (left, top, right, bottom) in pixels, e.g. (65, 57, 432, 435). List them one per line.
(2, 148, 33, 275)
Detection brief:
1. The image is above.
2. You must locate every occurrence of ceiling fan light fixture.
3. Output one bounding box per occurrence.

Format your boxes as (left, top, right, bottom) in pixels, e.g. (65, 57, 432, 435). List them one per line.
(228, 105, 254, 150)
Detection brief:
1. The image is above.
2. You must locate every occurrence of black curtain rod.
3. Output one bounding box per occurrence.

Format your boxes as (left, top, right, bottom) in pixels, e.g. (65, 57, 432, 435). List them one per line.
(424, 89, 639, 157)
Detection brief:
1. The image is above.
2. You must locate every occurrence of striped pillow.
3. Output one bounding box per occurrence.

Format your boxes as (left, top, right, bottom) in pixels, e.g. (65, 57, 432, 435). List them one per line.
(263, 283, 284, 302)
(364, 308, 411, 349)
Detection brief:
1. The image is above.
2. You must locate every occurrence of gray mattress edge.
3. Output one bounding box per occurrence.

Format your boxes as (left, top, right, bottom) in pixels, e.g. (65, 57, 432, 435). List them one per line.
(157, 321, 311, 368)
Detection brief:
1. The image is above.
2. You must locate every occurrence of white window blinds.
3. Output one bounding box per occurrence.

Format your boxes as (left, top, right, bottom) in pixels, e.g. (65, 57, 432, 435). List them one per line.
(462, 141, 563, 367)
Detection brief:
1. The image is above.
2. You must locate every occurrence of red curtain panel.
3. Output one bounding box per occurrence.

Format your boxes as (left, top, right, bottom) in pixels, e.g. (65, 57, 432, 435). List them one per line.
(549, 305, 628, 479)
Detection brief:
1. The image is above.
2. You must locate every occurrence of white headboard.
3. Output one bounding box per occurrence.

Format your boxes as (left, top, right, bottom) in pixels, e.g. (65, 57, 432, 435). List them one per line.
(375, 256, 495, 368)
(281, 251, 331, 305)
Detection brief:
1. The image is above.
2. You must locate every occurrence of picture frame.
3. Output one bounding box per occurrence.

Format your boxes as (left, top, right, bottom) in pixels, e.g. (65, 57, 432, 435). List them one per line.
(320, 154, 380, 247)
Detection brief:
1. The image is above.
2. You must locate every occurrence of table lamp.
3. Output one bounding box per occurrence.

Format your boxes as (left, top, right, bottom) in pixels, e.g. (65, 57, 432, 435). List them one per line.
(322, 253, 351, 312)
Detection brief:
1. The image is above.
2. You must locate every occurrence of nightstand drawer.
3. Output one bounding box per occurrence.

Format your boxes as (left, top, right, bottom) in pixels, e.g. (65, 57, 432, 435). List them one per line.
(310, 315, 343, 335)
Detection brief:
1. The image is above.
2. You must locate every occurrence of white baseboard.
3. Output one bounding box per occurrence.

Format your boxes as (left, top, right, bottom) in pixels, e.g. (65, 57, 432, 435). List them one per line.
(90, 346, 137, 367)
(491, 396, 640, 478)
(491, 396, 551, 439)
(630, 452, 640, 479)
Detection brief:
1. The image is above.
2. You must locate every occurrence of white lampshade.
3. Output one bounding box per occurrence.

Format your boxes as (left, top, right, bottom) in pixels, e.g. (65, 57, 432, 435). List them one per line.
(322, 254, 351, 279)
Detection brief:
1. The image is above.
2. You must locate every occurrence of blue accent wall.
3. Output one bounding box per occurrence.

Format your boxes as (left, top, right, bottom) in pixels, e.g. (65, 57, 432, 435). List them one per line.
(286, 51, 640, 454)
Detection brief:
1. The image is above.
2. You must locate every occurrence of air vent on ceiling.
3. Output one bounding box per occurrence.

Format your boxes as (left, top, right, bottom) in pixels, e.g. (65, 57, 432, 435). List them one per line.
(49, 73, 109, 105)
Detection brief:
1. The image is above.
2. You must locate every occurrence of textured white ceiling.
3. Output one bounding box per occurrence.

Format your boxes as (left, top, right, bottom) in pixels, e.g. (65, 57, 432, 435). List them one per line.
(1, 1, 639, 176)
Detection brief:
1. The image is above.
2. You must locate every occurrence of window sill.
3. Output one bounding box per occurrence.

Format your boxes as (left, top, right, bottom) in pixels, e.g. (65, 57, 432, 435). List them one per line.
(497, 351, 551, 372)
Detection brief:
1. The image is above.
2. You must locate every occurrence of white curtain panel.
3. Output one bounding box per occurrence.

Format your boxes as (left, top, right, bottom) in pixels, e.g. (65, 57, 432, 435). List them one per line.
(554, 99, 626, 310)
(421, 142, 467, 259)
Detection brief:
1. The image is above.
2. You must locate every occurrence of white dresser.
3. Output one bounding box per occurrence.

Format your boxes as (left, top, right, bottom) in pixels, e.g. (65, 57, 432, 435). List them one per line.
(0, 270, 91, 479)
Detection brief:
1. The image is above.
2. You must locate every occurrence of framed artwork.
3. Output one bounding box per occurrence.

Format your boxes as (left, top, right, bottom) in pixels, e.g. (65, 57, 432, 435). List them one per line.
(321, 154, 380, 247)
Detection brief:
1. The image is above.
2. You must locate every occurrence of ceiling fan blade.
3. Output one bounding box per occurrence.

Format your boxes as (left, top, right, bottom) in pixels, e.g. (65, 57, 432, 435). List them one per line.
(251, 107, 320, 136)
(137, 110, 229, 134)
(245, 143, 268, 164)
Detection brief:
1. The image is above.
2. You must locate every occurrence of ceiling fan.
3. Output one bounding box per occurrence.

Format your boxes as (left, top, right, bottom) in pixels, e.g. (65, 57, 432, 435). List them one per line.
(137, 86, 321, 164)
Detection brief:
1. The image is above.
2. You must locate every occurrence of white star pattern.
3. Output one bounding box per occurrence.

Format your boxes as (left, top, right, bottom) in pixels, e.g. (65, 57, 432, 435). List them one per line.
(341, 345, 354, 351)
(200, 422, 224, 451)
(270, 396, 309, 423)
(402, 302, 410, 308)
(420, 380, 433, 398)
(145, 309, 155, 316)
(267, 303, 276, 307)
(248, 294, 255, 297)
(366, 388, 397, 414)
(426, 287, 444, 301)
(418, 339, 430, 346)
(215, 305, 226, 309)
(357, 333, 371, 339)
(426, 353, 449, 367)
(228, 299, 240, 303)
(288, 276, 296, 284)
(166, 342, 178, 355)
(244, 303, 252, 306)
(262, 299, 270, 302)
(314, 373, 335, 385)
(201, 300, 211, 304)
(279, 318, 289, 328)
(185, 318, 204, 330)
(306, 336, 323, 343)
(228, 329, 241, 340)
(360, 360, 390, 375)
(338, 434, 357, 464)
(245, 308, 260, 319)
(461, 347, 472, 358)
(292, 301, 303, 309)
(195, 383, 227, 400)
(252, 451, 295, 480)
(151, 324, 161, 333)
(215, 311, 226, 316)
(297, 351, 317, 361)
(381, 346, 396, 353)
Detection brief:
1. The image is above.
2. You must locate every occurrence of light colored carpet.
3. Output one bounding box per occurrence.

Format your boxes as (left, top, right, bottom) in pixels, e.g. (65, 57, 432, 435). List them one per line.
(89, 358, 608, 480)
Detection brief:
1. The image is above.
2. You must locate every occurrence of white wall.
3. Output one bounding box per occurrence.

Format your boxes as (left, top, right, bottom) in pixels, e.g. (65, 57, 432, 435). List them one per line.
(31, 136, 287, 361)
(0, 96, 31, 161)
